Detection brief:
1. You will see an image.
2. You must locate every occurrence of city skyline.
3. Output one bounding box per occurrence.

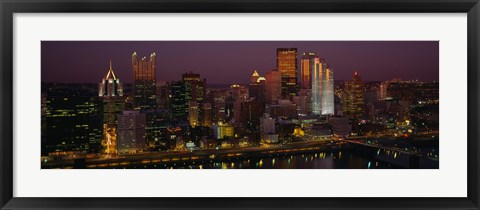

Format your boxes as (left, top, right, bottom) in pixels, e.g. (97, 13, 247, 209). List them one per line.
(41, 41, 439, 169)
(41, 41, 439, 84)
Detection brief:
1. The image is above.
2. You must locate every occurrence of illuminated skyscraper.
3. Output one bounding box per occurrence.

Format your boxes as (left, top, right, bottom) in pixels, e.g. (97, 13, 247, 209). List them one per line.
(312, 59, 326, 115)
(99, 61, 124, 154)
(300, 52, 319, 89)
(311, 57, 335, 116)
(343, 71, 365, 118)
(277, 48, 298, 96)
(183, 72, 206, 125)
(132, 52, 157, 110)
(265, 70, 282, 104)
(169, 73, 207, 123)
(182, 72, 206, 104)
(322, 66, 334, 115)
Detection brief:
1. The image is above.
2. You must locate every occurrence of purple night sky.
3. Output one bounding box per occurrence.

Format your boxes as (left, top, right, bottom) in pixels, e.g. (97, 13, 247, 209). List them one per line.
(41, 41, 438, 84)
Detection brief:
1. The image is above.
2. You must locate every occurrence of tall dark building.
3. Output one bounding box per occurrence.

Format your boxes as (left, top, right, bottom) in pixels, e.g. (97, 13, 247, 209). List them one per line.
(156, 81, 171, 109)
(249, 70, 266, 115)
(170, 80, 187, 120)
(43, 83, 103, 155)
(249, 70, 266, 101)
(144, 109, 171, 149)
(182, 72, 207, 125)
(343, 71, 365, 118)
(209, 89, 229, 123)
(277, 48, 298, 97)
(182, 72, 206, 104)
(132, 52, 157, 110)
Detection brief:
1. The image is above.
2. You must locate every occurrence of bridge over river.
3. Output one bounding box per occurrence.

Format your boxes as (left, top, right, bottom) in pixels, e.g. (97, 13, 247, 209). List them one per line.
(42, 139, 438, 169)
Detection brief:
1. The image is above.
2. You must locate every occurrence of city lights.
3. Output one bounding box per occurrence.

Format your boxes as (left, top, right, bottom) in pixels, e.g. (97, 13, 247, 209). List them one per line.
(41, 41, 439, 169)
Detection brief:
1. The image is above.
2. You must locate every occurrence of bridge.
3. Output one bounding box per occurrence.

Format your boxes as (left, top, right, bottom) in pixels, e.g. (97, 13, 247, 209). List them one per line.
(339, 139, 439, 161)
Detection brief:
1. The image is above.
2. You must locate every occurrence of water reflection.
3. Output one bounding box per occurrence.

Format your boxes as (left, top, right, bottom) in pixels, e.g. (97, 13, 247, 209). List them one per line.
(111, 146, 439, 169)
(138, 150, 433, 169)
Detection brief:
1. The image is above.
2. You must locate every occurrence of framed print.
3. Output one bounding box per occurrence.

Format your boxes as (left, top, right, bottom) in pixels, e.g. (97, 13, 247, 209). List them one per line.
(1, 0, 479, 209)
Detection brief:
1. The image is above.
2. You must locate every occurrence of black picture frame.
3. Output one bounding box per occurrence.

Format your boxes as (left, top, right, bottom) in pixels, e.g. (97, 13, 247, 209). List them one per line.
(1, 0, 479, 209)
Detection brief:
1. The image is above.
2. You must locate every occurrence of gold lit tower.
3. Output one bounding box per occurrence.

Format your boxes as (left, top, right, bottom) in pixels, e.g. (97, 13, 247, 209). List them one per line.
(132, 52, 157, 110)
(300, 52, 319, 89)
(277, 48, 298, 97)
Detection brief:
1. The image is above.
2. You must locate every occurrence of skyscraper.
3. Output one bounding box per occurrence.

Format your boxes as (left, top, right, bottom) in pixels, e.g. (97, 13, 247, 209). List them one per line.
(132, 52, 157, 110)
(250, 70, 260, 84)
(170, 80, 187, 120)
(300, 52, 319, 89)
(117, 110, 146, 154)
(44, 83, 102, 155)
(156, 81, 171, 109)
(343, 71, 365, 118)
(322, 66, 335, 115)
(277, 48, 298, 97)
(169, 73, 207, 123)
(265, 70, 282, 105)
(99, 61, 124, 154)
(182, 72, 206, 104)
(311, 58, 335, 116)
(183, 72, 206, 125)
(312, 59, 327, 115)
(209, 89, 228, 123)
(249, 70, 266, 107)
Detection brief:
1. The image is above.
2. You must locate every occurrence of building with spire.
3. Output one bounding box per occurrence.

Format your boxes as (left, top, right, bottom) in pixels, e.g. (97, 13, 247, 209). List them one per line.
(98, 61, 124, 154)
(250, 70, 260, 84)
(132, 52, 157, 110)
(249, 70, 266, 103)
